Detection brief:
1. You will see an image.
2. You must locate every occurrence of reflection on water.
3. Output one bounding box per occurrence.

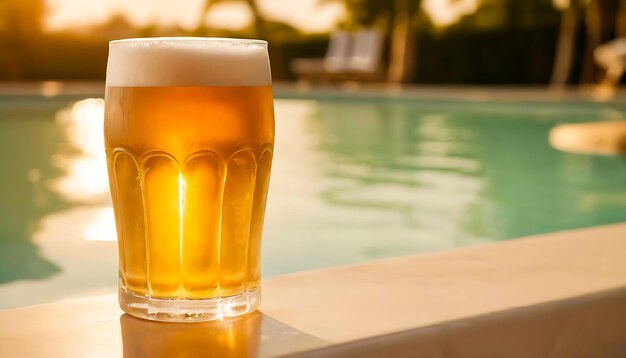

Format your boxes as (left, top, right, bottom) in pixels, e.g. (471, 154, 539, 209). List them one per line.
(0, 206, 117, 307)
(83, 207, 116, 242)
(0, 97, 66, 285)
(46, 99, 116, 244)
(313, 102, 483, 247)
(0, 97, 117, 306)
(262, 98, 626, 273)
(2, 94, 626, 307)
(50, 98, 109, 203)
(328, 100, 626, 241)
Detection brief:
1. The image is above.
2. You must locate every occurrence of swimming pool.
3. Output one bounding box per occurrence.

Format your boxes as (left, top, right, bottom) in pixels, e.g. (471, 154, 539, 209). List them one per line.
(1, 87, 626, 308)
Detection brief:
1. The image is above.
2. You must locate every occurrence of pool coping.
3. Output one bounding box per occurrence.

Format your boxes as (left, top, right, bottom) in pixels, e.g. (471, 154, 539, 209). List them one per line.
(289, 285, 626, 357)
(260, 223, 626, 344)
(273, 83, 626, 105)
(1, 223, 625, 356)
(2, 81, 626, 104)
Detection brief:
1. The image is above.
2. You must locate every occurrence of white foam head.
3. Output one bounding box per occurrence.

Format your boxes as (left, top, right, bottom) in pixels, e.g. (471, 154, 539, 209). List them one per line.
(106, 37, 271, 87)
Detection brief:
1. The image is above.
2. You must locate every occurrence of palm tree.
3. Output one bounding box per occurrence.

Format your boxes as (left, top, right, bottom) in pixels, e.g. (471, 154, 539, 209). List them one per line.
(387, 0, 420, 83)
(550, 0, 584, 87)
(551, 0, 624, 87)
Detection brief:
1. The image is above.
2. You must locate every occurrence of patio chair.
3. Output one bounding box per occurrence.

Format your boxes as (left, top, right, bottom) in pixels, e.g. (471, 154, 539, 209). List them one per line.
(549, 120, 626, 155)
(594, 38, 626, 88)
(291, 28, 385, 82)
(290, 31, 352, 80)
(347, 28, 385, 79)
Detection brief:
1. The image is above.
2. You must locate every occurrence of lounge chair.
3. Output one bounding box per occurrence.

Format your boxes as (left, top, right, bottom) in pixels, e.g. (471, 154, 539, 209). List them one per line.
(347, 28, 385, 79)
(291, 28, 385, 82)
(594, 38, 626, 89)
(549, 121, 626, 155)
(291, 31, 352, 80)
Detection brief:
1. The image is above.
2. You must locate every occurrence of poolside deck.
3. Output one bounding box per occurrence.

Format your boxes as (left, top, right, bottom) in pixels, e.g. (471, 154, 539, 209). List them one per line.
(2, 223, 625, 357)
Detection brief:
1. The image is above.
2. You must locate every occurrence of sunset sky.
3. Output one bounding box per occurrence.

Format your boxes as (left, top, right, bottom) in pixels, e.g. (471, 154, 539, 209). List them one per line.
(44, 0, 347, 32)
(44, 0, 489, 33)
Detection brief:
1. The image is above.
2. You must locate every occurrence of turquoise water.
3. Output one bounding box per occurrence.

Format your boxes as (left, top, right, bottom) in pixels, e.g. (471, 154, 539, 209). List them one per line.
(1, 91, 626, 308)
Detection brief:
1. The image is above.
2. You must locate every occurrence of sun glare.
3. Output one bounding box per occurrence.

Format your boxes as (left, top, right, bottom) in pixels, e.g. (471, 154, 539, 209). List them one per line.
(205, 2, 253, 31)
(45, 0, 205, 31)
(50, 98, 110, 203)
(45, 0, 346, 33)
(83, 207, 117, 242)
(422, 0, 480, 27)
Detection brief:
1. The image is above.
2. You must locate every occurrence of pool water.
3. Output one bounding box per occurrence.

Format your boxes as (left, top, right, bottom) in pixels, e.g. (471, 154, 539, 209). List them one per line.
(1, 91, 626, 308)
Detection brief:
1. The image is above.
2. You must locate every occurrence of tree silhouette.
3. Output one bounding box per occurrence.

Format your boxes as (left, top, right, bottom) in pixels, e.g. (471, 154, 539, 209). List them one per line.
(0, 0, 46, 79)
(0, 0, 46, 39)
(551, 0, 625, 86)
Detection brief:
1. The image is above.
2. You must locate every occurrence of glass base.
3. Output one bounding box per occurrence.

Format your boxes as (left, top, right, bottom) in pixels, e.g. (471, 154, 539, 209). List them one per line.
(119, 287, 261, 322)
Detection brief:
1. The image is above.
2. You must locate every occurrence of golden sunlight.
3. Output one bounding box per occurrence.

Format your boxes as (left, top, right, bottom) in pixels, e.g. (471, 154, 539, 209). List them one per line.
(45, 0, 205, 31)
(422, 0, 480, 27)
(83, 207, 117, 242)
(50, 98, 109, 203)
(205, 2, 253, 31)
(45, 0, 346, 33)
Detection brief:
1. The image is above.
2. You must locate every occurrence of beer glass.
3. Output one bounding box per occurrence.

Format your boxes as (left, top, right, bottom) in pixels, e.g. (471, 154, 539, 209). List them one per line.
(104, 38, 274, 321)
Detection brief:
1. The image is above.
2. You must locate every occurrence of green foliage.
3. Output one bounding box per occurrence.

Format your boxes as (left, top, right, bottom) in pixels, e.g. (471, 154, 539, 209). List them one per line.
(452, 0, 562, 31)
(326, 0, 423, 30)
(0, 0, 619, 84)
(329, 0, 563, 32)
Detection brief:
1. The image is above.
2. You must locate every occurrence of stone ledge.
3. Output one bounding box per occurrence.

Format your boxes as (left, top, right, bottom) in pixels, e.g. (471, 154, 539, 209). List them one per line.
(290, 287, 626, 357)
(261, 223, 626, 344)
(1, 223, 625, 357)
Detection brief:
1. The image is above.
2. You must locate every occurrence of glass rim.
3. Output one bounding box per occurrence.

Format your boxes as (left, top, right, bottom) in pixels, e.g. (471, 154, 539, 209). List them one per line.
(109, 37, 268, 47)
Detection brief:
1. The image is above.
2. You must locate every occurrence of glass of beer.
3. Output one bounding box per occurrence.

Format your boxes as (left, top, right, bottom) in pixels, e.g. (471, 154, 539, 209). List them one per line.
(104, 38, 274, 321)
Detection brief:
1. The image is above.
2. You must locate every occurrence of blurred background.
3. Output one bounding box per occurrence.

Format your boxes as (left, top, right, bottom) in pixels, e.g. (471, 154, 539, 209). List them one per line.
(1, 0, 625, 85)
(1, 0, 626, 309)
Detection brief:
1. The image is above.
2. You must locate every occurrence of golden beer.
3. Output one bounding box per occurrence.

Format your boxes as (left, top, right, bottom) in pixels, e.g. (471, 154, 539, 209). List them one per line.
(104, 38, 274, 321)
